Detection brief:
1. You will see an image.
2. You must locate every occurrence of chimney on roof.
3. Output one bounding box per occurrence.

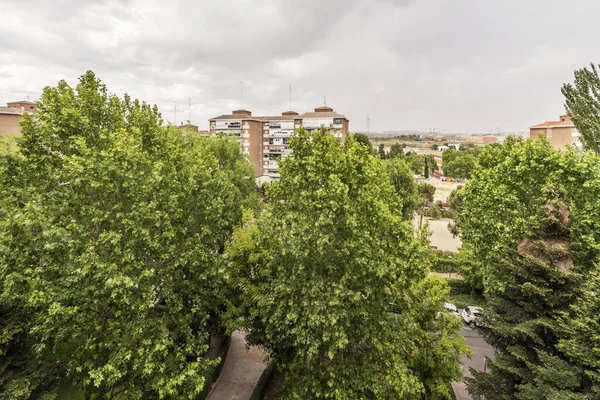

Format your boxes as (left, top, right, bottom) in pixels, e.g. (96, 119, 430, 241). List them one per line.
(560, 114, 572, 123)
(314, 106, 333, 112)
(282, 111, 299, 116)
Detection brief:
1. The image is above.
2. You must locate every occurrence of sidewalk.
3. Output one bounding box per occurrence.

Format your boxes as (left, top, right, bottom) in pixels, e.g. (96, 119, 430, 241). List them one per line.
(452, 381, 472, 400)
(207, 330, 269, 400)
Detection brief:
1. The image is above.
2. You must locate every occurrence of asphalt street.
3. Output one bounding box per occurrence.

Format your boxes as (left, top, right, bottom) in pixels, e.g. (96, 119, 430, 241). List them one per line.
(452, 321, 495, 400)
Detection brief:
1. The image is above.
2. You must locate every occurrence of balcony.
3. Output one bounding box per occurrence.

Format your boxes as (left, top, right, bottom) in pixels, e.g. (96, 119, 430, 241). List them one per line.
(270, 130, 293, 138)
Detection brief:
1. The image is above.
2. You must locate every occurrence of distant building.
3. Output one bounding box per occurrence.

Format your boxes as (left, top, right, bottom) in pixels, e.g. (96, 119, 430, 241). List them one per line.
(177, 121, 199, 132)
(0, 100, 37, 138)
(482, 136, 498, 144)
(530, 114, 580, 150)
(209, 106, 349, 178)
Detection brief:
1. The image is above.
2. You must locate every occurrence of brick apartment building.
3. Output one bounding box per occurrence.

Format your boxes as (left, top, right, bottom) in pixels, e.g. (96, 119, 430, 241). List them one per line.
(209, 106, 349, 177)
(0, 100, 37, 138)
(529, 114, 581, 150)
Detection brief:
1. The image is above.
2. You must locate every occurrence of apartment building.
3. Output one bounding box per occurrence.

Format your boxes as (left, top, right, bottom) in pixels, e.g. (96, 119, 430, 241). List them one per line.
(0, 100, 37, 138)
(209, 106, 349, 177)
(530, 114, 581, 150)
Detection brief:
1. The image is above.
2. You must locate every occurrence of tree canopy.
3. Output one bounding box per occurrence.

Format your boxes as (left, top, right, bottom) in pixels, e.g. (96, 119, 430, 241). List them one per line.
(442, 149, 477, 179)
(460, 136, 600, 399)
(0, 71, 258, 399)
(385, 157, 420, 220)
(227, 128, 468, 399)
(563, 62, 600, 154)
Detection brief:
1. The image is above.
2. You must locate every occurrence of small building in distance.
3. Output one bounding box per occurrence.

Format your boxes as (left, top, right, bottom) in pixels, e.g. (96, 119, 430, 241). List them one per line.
(482, 136, 498, 144)
(0, 100, 37, 138)
(530, 114, 581, 150)
(176, 121, 210, 136)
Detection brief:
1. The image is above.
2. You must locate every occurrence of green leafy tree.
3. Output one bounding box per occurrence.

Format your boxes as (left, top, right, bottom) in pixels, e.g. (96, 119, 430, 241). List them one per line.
(0, 72, 258, 399)
(352, 133, 372, 149)
(461, 137, 600, 399)
(228, 128, 468, 399)
(424, 157, 429, 178)
(558, 276, 600, 397)
(446, 185, 465, 238)
(378, 143, 387, 159)
(417, 182, 436, 208)
(389, 143, 404, 159)
(423, 154, 438, 172)
(405, 152, 425, 174)
(443, 149, 477, 179)
(385, 157, 420, 220)
(562, 63, 600, 154)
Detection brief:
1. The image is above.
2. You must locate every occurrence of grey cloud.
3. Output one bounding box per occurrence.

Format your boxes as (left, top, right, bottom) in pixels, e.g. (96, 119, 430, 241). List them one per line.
(1, 0, 599, 132)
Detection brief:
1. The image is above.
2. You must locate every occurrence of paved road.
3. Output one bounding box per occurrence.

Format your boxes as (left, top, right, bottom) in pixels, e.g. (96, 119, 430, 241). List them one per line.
(414, 217, 462, 252)
(207, 331, 269, 400)
(452, 323, 495, 400)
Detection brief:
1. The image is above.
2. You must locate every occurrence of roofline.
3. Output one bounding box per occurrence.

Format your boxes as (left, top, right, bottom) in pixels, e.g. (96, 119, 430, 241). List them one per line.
(529, 124, 575, 129)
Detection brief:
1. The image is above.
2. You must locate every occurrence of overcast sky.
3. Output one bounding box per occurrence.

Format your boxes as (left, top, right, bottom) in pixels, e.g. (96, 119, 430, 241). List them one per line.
(1, 0, 599, 133)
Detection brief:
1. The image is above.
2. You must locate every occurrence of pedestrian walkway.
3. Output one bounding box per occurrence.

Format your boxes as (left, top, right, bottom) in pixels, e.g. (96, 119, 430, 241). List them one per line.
(452, 381, 472, 400)
(207, 330, 269, 400)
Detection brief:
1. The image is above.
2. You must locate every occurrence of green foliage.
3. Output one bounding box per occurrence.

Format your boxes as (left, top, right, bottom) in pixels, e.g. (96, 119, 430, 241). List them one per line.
(0, 72, 258, 399)
(562, 63, 600, 154)
(429, 250, 458, 273)
(460, 136, 600, 399)
(558, 276, 600, 397)
(423, 154, 438, 172)
(228, 128, 468, 399)
(385, 157, 420, 220)
(445, 185, 465, 238)
(352, 133, 372, 150)
(424, 157, 429, 178)
(405, 152, 425, 174)
(389, 143, 404, 159)
(418, 183, 436, 208)
(442, 149, 477, 179)
(378, 143, 387, 159)
(446, 279, 486, 310)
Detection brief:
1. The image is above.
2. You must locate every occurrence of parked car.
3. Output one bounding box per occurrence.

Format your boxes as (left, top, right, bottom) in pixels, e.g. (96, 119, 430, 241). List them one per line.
(443, 302, 459, 315)
(460, 306, 483, 326)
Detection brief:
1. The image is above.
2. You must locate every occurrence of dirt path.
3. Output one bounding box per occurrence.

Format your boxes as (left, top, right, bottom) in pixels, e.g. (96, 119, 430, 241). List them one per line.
(206, 331, 269, 400)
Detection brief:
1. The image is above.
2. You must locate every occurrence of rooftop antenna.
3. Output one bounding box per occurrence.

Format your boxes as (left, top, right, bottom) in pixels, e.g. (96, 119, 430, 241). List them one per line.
(324, 93, 327, 107)
(240, 81, 243, 109)
(289, 84, 292, 110)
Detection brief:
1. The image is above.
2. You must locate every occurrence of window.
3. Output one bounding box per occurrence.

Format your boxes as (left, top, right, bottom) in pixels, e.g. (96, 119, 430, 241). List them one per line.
(335, 119, 341, 124)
